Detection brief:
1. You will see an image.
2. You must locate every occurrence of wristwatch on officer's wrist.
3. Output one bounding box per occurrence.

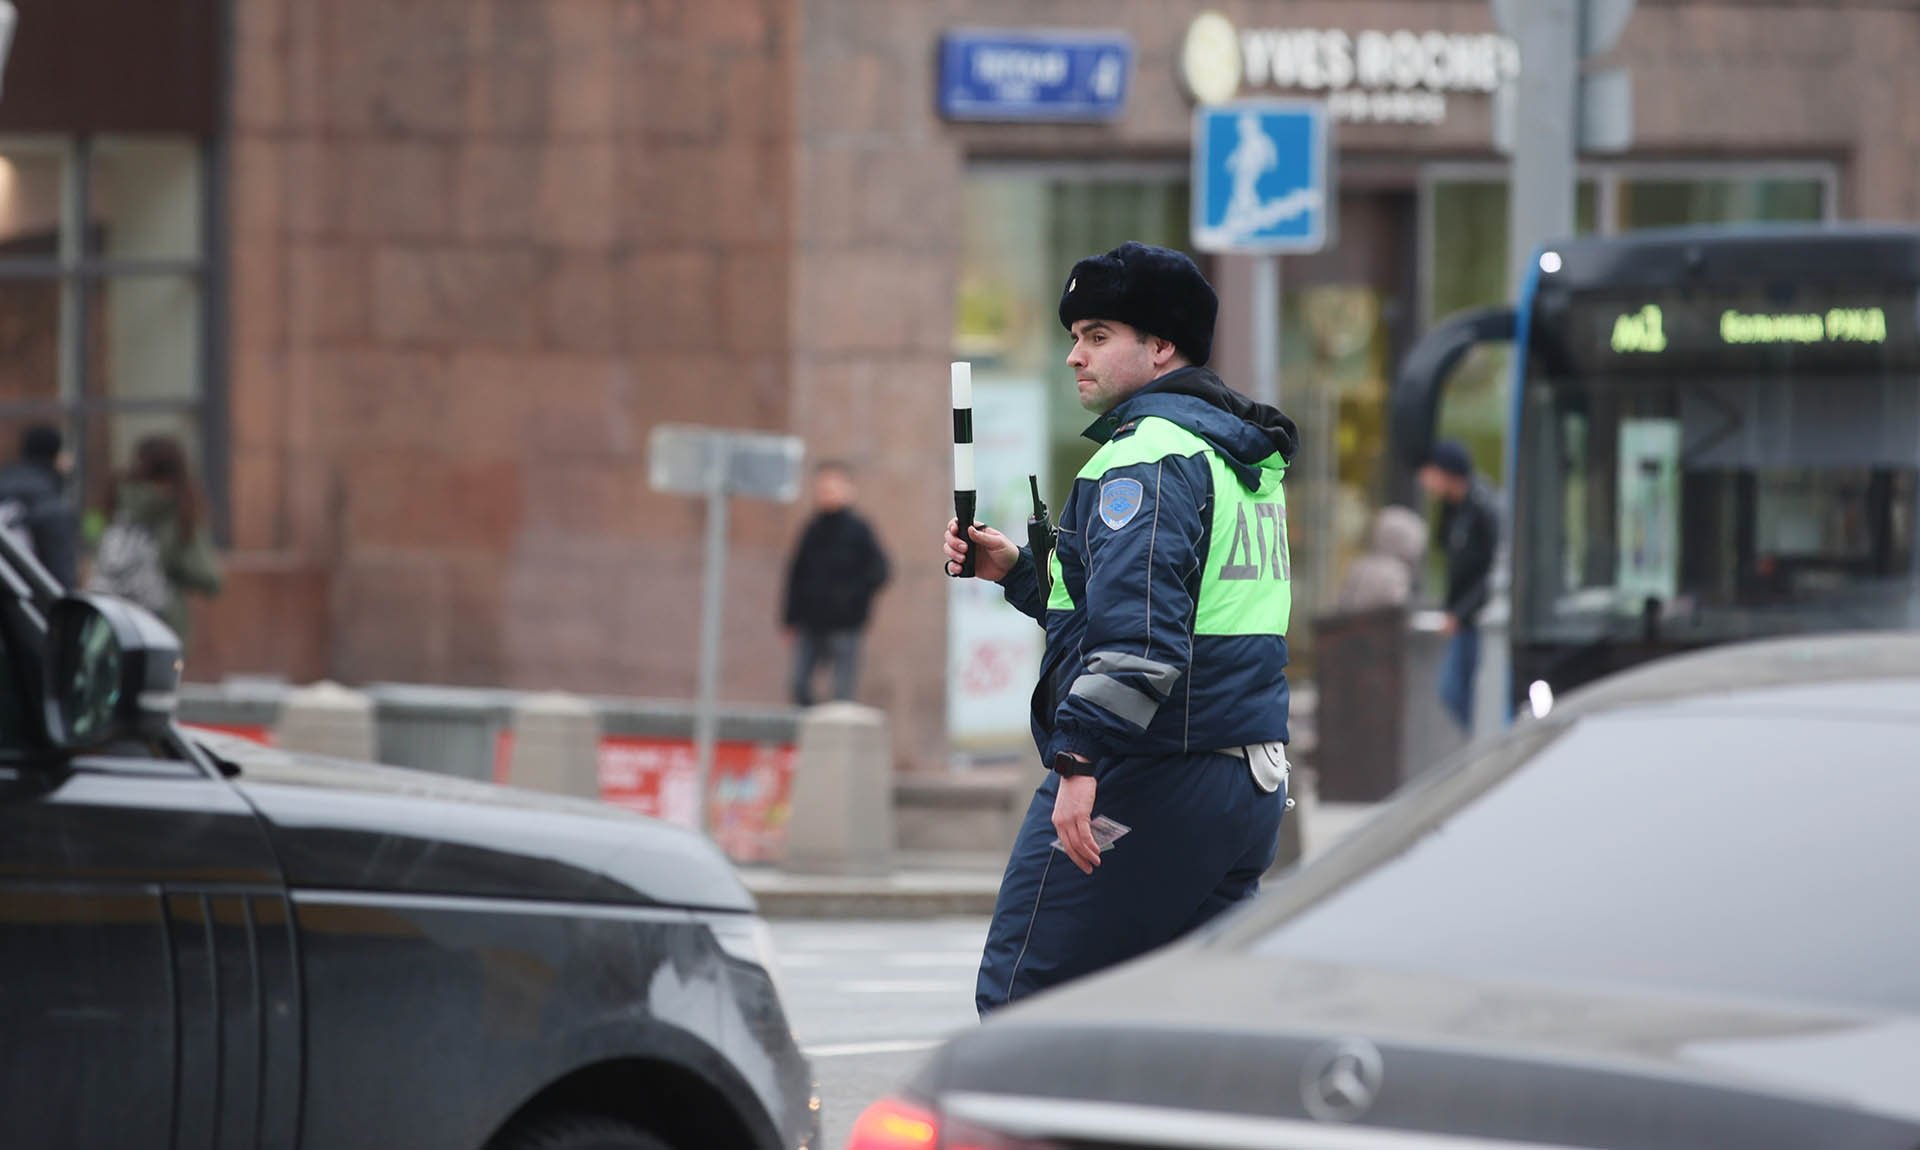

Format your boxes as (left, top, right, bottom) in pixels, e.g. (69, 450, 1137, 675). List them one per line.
(1050, 751, 1093, 778)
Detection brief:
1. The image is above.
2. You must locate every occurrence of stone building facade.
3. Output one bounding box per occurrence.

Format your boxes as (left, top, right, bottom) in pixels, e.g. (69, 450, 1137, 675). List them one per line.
(4, 0, 1919, 768)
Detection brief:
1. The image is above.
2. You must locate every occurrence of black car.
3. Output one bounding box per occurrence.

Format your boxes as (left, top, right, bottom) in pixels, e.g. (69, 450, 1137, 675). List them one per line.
(0, 535, 817, 1150)
(854, 633, 1920, 1150)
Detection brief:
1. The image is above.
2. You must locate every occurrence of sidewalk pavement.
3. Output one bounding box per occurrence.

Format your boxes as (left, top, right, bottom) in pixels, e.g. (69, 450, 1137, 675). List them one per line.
(742, 801, 1382, 918)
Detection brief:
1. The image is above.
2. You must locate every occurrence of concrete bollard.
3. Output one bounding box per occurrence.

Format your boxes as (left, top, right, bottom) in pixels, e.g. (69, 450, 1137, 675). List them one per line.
(276, 681, 377, 762)
(783, 703, 893, 875)
(507, 693, 602, 799)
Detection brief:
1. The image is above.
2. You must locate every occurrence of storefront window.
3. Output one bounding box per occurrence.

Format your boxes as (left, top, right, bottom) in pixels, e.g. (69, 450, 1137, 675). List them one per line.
(951, 168, 1191, 756)
(0, 134, 214, 544)
(957, 170, 1191, 511)
(0, 139, 71, 418)
(0, 140, 69, 252)
(1280, 282, 1395, 659)
(1618, 177, 1825, 230)
(91, 138, 203, 260)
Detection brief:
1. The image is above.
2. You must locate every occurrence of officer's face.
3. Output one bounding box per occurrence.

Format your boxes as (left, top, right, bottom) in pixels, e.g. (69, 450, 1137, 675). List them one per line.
(1067, 319, 1168, 414)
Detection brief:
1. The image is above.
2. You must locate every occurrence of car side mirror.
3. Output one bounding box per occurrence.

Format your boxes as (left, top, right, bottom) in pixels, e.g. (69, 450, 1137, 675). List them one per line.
(43, 595, 182, 751)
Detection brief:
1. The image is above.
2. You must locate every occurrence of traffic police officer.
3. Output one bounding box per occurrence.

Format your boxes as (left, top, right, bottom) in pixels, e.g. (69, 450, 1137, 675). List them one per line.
(943, 241, 1300, 1016)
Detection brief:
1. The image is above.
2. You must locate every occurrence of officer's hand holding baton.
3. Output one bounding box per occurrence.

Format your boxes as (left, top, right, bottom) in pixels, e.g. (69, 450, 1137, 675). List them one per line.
(944, 360, 1020, 581)
(943, 519, 1016, 581)
(951, 362, 979, 576)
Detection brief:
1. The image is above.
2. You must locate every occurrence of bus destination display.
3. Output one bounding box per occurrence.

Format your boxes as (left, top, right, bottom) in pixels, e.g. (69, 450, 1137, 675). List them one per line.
(1555, 288, 1920, 372)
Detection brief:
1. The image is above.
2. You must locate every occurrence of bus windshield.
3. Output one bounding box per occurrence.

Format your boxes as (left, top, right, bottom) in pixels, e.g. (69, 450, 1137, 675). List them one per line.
(1515, 284, 1920, 647)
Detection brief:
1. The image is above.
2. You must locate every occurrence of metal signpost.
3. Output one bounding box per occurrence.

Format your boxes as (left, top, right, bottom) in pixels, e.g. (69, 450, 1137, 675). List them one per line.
(648, 425, 803, 835)
(1191, 100, 1334, 409)
(0, 3, 17, 98)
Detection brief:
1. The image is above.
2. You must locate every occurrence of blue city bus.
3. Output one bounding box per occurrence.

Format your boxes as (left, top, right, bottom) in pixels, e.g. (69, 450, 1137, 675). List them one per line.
(1393, 224, 1920, 714)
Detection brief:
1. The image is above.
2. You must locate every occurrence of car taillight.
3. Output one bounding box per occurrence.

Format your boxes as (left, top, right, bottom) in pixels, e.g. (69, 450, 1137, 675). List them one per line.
(846, 1097, 939, 1150)
(844, 1096, 1060, 1150)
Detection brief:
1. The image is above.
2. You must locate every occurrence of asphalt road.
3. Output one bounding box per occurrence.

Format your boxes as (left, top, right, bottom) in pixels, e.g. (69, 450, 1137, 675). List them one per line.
(770, 917, 989, 1150)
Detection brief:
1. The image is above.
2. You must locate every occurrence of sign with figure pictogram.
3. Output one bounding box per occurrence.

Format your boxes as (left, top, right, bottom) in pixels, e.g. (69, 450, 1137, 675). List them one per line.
(1192, 100, 1333, 254)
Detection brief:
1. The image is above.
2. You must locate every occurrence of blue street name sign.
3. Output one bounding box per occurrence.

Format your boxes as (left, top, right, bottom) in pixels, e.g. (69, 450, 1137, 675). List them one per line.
(1192, 101, 1334, 254)
(938, 30, 1132, 122)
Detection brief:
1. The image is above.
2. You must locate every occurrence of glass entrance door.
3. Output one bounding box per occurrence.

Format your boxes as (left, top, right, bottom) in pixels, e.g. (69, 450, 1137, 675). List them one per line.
(950, 167, 1191, 757)
(1274, 188, 1417, 677)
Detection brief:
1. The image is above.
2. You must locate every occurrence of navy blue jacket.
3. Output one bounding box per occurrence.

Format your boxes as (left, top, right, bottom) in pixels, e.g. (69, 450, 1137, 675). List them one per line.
(999, 367, 1299, 769)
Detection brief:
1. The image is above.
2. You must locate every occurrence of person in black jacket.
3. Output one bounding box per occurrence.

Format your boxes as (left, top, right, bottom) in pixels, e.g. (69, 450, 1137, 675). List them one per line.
(781, 461, 890, 706)
(0, 424, 79, 588)
(1418, 440, 1501, 732)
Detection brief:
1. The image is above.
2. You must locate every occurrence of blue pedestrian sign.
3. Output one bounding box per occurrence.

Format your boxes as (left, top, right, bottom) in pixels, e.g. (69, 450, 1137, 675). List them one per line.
(938, 30, 1131, 122)
(1192, 101, 1333, 254)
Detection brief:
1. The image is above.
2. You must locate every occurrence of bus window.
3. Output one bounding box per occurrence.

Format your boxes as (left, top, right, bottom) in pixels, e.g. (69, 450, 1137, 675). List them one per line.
(1518, 358, 1920, 646)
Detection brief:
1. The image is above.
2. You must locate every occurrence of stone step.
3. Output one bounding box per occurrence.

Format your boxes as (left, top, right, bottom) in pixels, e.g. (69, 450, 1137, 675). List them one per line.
(893, 766, 1030, 854)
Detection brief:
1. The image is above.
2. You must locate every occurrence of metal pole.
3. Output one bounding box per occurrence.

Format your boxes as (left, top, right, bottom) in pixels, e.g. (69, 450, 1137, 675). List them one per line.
(1506, 0, 1579, 293)
(1483, 0, 1579, 738)
(691, 446, 729, 836)
(0, 3, 18, 98)
(1252, 254, 1281, 407)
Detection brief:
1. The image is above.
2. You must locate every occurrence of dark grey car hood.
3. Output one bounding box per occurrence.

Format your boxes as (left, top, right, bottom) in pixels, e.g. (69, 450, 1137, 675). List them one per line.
(921, 946, 1920, 1145)
(195, 730, 754, 914)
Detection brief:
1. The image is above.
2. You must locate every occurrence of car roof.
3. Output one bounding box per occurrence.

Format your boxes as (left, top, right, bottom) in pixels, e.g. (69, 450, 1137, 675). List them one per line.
(1198, 631, 1920, 954)
(1548, 632, 1920, 723)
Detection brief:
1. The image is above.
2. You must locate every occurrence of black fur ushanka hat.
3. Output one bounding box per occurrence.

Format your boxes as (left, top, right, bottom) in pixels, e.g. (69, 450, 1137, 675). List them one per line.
(1058, 241, 1218, 367)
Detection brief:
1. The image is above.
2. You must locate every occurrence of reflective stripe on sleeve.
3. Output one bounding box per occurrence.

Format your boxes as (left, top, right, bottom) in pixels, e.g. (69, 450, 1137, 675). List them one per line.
(1068, 674, 1162, 729)
(1083, 651, 1182, 699)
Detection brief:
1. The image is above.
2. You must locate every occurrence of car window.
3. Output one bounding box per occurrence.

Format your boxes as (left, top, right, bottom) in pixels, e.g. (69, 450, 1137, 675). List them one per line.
(1254, 707, 1920, 1013)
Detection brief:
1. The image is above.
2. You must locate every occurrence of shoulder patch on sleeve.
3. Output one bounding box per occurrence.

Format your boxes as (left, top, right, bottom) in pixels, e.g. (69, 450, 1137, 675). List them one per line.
(1098, 477, 1145, 530)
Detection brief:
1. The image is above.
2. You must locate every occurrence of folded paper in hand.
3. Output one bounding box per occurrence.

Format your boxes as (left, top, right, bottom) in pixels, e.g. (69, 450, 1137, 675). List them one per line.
(1051, 814, 1131, 854)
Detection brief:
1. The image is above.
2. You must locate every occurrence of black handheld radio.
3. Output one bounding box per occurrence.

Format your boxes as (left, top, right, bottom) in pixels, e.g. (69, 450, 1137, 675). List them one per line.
(1027, 475, 1057, 600)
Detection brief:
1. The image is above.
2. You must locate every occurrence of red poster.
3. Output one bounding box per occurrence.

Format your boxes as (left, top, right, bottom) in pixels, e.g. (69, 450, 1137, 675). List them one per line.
(598, 737, 796, 863)
(493, 731, 794, 863)
(183, 722, 275, 745)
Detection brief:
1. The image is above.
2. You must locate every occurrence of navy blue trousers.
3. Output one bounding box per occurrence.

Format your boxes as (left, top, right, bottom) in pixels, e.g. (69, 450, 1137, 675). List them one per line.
(974, 749, 1285, 1018)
